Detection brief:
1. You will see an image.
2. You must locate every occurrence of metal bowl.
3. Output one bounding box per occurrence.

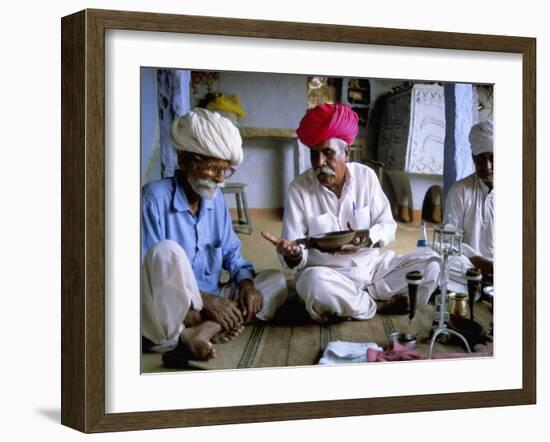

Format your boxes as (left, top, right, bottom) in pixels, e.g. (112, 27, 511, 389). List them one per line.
(389, 332, 417, 350)
(298, 230, 356, 252)
(297, 229, 370, 252)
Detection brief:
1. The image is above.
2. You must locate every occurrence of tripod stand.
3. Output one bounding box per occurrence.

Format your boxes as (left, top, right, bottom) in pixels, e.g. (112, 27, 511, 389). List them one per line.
(427, 226, 472, 359)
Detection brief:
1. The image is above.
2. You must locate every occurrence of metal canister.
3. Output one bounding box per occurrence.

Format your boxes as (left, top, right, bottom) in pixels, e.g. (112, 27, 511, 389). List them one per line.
(448, 292, 470, 318)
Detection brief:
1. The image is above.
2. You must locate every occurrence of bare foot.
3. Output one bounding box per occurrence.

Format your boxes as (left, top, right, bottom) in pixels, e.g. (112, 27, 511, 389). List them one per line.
(162, 321, 223, 368)
(179, 320, 222, 360)
(211, 325, 244, 344)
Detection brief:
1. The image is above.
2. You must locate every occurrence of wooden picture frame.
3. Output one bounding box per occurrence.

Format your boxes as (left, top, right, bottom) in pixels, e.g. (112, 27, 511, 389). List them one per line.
(61, 8, 536, 433)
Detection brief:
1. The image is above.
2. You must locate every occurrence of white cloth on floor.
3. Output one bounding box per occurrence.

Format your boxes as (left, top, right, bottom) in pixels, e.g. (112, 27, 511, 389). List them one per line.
(142, 240, 288, 352)
(318, 341, 382, 365)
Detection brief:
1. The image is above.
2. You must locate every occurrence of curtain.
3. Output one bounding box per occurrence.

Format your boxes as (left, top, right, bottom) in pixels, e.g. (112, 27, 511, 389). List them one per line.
(157, 69, 191, 178)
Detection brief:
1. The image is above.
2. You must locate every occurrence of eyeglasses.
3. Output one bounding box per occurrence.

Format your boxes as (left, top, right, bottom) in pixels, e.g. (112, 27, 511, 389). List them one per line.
(192, 154, 236, 179)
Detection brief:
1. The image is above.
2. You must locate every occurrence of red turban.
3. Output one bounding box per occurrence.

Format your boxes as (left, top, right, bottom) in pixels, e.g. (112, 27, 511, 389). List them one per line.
(296, 103, 359, 148)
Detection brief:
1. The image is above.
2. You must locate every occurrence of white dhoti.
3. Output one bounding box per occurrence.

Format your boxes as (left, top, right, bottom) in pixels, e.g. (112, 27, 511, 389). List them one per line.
(296, 267, 376, 320)
(218, 269, 288, 322)
(142, 240, 288, 351)
(295, 248, 440, 321)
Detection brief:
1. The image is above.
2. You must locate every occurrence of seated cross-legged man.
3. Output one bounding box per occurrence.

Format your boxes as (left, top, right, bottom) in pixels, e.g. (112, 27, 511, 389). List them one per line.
(141, 108, 288, 366)
(444, 119, 494, 286)
(262, 103, 440, 323)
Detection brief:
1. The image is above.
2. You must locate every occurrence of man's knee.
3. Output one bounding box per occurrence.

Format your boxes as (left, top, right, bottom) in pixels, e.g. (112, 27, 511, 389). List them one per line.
(142, 239, 202, 311)
(256, 269, 288, 303)
(147, 239, 185, 259)
(295, 267, 325, 299)
(145, 240, 192, 269)
(254, 269, 289, 321)
(257, 269, 286, 287)
(424, 261, 440, 282)
(296, 267, 366, 319)
(295, 267, 345, 308)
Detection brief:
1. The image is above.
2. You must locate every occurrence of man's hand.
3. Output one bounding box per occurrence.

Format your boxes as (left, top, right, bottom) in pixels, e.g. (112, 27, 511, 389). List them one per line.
(261, 231, 301, 257)
(469, 256, 494, 283)
(261, 231, 303, 268)
(201, 293, 243, 331)
(330, 224, 372, 254)
(238, 279, 263, 323)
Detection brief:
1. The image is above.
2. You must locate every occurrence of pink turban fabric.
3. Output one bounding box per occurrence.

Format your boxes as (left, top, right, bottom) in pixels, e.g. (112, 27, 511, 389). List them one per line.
(296, 103, 359, 148)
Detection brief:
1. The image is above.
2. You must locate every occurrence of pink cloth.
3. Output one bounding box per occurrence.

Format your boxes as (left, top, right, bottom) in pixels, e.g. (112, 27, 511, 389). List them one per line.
(296, 103, 359, 148)
(367, 342, 492, 362)
(367, 342, 422, 362)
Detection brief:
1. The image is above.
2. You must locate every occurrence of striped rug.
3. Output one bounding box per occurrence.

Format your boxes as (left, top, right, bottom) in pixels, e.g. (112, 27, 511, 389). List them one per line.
(186, 302, 493, 370)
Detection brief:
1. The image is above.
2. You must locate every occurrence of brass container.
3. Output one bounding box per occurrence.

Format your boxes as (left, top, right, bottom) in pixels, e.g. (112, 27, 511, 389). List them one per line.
(448, 292, 470, 318)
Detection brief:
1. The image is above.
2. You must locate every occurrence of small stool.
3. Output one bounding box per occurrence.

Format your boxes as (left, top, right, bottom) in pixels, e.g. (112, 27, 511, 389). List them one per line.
(221, 183, 253, 235)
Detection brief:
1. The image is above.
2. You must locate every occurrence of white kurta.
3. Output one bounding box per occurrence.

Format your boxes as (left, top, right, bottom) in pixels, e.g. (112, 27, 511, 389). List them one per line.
(444, 173, 494, 260)
(281, 163, 440, 320)
(281, 163, 397, 275)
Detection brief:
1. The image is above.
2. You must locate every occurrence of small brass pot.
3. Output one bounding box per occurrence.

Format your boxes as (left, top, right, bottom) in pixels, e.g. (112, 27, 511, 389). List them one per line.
(448, 292, 469, 318)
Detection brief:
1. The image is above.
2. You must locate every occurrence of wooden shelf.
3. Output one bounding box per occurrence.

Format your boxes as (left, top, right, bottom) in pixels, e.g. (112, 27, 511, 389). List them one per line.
(239, 126, 297, 139)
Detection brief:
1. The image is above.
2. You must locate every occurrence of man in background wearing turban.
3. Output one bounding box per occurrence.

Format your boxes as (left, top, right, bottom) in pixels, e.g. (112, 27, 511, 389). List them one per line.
(141, 108, 287, 366)
(262, 103, 440, 323)
(444, 119, 494, 282)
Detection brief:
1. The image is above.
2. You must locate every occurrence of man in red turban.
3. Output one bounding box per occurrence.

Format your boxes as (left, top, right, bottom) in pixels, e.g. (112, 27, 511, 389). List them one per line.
(262, 103, 440, 323)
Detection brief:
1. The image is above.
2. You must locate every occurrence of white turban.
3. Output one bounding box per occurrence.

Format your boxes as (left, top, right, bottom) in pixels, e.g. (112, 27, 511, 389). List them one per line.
(170, 108, 243, 165)
(469, 119, 493, 156)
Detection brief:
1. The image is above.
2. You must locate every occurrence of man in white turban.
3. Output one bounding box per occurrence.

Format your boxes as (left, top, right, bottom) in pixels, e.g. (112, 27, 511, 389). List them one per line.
(444, 119, 494, 282)
(141, 108, 287, 367)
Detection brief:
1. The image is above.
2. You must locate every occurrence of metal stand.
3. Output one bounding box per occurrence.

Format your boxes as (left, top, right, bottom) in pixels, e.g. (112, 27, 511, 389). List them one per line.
(427, 226, 472, 359)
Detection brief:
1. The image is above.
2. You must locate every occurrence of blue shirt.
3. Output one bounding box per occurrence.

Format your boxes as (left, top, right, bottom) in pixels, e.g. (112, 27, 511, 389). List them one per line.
(141, 171, 255, 295)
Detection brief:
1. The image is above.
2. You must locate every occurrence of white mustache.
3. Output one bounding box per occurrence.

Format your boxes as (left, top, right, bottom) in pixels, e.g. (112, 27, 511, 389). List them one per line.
(188, 175, 224, 199)
(195, 178, 224, 189)
(316, 166, 336, 177)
